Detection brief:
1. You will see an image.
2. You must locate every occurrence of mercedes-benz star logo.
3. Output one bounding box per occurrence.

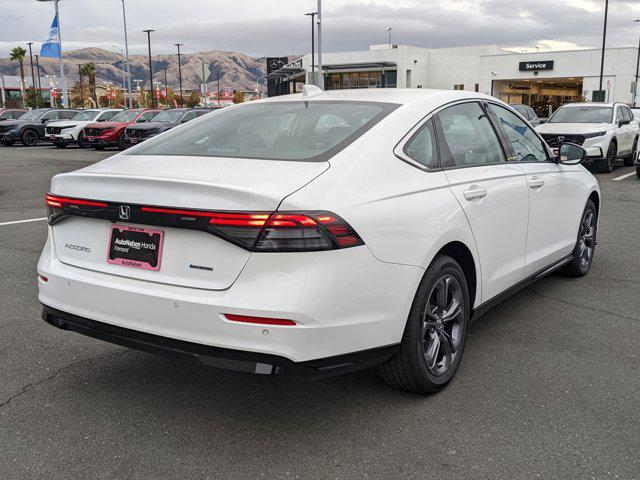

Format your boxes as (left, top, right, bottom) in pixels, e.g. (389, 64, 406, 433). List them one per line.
(118, 205, 131, 221)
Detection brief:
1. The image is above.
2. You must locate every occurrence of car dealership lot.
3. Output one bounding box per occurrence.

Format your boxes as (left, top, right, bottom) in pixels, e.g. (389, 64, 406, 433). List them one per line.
(1, 146, 639, 479)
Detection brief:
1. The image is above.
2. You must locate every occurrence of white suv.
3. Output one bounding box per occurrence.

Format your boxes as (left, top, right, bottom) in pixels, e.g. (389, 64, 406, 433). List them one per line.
(45, 109, 122, 148)
(536, 102, 639, 173)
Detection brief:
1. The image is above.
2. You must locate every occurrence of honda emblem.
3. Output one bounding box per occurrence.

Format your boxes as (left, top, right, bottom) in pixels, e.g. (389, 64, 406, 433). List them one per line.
(118, 205, 131, 221)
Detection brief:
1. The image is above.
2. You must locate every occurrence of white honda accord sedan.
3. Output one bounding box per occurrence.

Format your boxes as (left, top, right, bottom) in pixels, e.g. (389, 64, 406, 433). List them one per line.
(38, 87, 600, 393)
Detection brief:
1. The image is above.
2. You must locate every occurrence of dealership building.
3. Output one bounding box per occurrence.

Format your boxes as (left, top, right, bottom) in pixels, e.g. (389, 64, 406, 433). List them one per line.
(266, 44, 640, 116)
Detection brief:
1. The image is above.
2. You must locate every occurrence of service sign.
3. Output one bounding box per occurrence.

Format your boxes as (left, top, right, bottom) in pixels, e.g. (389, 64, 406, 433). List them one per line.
(519, 60, 554, 71)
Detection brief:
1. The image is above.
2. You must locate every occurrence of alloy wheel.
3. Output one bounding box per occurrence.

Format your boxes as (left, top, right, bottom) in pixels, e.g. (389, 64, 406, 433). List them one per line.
(23, 130, 38, 146)
(420, 275, 465, 377)
(606, 144, 616, 171)
(578, 209, 596, 269)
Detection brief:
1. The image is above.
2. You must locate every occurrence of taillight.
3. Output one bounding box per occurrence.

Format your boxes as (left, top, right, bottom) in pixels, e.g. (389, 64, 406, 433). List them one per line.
(254, 211, 363, 252)
(45, 194, 109, 225)
(44, 194, 364, 252)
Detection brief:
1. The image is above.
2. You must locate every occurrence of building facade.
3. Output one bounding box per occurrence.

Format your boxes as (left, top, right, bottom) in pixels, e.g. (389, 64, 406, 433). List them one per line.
(267, 44, 640, 117)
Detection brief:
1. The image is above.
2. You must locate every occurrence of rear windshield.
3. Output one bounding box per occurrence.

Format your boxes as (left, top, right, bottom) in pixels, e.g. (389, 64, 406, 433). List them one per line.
(128, 101, 397, 161)
(549, 106, 612, 123)
(111, 110, 142, 122)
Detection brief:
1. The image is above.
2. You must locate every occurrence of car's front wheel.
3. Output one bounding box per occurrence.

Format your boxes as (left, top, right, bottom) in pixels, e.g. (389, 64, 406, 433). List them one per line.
(380, 254, 470, 394)
(117, 134, 127, 150)
(20, 129, 39, 147)
(561, 199, 597, 277)
(598, 142, 616, 173)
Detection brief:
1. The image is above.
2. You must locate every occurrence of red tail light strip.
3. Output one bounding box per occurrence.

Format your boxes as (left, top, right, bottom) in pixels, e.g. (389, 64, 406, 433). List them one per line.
(46, 194, 364, 251)
(224, 314, 297, 326)
(45, 194, 108, 208)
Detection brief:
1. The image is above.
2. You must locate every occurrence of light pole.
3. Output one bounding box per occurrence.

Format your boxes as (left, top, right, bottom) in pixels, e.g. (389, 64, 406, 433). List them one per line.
(121, 0, 132, 107)
(143, 29, 155, 108)
(77, 63, 84, 108)
(598, 0, 609, 96)
(304, 12, 317, 85)
(316, 0, 323, 89)
(37, 0, 68, 107)
(256, 75, 265, 96)
(175, 43, 184, 104)
(35, 55, 43, 106)
(112, 45, 126, 104)
(164, 67, 168, 107)
(27, 42, 36, 90)
(386, 27, 392, 49)
(634, 19, 640, 106)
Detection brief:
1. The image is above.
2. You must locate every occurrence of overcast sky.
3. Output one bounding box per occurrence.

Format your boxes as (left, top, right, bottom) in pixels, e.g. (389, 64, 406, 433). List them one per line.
(2, 0, 640, 58)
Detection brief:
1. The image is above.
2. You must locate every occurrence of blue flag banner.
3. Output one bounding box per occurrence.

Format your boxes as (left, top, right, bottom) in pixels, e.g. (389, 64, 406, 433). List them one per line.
(40, 14, 61, 58)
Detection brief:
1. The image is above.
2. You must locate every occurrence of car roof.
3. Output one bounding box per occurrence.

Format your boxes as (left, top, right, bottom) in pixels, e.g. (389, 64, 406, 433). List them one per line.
(560, 102, 617, 108)
(259, 88, 497, 107)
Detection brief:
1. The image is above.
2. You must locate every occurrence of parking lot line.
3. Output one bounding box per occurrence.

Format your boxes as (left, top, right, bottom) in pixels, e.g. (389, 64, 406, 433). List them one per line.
(612, 172, 637, 181)
(0, 217, 46, 227)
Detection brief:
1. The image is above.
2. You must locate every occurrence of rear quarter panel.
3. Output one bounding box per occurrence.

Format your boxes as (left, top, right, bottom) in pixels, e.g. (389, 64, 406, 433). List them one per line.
(280, 102, 482, 306)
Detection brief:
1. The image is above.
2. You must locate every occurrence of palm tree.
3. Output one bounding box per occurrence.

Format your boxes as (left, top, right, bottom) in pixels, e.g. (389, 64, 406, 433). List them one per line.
(9, 46, 27, 107)
(80, 62, 97, 107)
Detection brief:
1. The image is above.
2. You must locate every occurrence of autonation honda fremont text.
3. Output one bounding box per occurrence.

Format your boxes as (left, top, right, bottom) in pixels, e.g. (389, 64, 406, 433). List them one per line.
(38, 87, 600, 393)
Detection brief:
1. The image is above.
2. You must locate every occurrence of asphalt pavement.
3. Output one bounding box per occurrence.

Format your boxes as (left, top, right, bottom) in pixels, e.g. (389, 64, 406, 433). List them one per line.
(1, 145, 639, 479)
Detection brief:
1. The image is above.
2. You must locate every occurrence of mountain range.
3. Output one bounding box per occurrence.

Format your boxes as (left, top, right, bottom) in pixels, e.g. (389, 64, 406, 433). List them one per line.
(0, 47, 281, 92)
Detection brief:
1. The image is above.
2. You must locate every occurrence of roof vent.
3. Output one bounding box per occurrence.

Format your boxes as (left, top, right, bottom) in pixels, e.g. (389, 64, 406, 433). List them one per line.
(302, 84, 324, 99)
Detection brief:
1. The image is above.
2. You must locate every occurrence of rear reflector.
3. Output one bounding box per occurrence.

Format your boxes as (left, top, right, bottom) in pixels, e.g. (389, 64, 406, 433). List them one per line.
(224, 314, 297, 326)
(38, 275, 48, 283)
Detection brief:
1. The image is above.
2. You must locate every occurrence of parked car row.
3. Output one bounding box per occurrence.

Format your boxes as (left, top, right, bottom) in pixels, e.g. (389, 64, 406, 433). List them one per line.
(0, 107, 214, 150)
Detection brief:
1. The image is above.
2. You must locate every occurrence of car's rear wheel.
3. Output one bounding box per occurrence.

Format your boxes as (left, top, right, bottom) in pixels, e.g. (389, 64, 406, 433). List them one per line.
(623, 137, 637, 167)
(21, 129, 39, 147)
(598, 142, 616, 173)
(380, 254, 469, 394)
(561, 199, 597, 277)
(636, 165, 640, 179)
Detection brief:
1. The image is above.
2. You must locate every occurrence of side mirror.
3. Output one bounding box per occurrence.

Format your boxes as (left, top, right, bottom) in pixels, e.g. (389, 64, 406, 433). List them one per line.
(556, 142, 586, 165)
(41, 118, 48, 124)
(618, 119, 630, 127)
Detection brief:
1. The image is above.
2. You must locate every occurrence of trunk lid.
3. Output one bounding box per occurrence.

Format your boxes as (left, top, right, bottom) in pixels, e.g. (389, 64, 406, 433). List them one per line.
(50, 154, 329, 290)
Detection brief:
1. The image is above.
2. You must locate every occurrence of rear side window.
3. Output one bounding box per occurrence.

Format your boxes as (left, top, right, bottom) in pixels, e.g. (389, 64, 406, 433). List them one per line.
(129, 101, 398, 161)
(403, 119, 437, 168)
(622, 107, 632, 122)
(435, 102, 505, 167)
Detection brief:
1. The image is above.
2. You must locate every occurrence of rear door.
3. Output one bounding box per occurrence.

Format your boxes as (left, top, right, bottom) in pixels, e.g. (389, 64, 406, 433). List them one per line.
(437, 101, 530, 302)
(487, 102, 580, 275)
(615, 106, 632, 154)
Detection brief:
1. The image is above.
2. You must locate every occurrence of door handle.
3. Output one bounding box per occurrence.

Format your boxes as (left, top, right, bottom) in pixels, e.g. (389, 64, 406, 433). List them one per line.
(463, 186, 488, 200)
(528, 177, 544, 189)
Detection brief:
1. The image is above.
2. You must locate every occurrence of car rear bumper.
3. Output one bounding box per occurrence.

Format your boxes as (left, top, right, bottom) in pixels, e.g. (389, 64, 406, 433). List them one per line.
(41, 304, 398, 378)
(37, 231, 421, 364)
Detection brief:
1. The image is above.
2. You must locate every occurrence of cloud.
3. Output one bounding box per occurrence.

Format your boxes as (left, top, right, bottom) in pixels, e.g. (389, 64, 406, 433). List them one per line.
(1, 0, 640, 59)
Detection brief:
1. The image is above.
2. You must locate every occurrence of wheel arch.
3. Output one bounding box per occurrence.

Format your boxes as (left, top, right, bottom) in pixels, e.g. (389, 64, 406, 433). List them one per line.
(434, 241, 478, 310)
(588, 190, 600, 216)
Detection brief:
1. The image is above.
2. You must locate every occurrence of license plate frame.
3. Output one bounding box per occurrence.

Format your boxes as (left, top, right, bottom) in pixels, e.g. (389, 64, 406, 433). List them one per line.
(107, 225, 164, 271)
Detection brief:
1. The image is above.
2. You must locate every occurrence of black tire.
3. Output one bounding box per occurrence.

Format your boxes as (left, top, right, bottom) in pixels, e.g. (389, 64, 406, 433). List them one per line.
(598, 142, 616, 173)
(561, 199, 597, 277)
(636, 165, 640, 179)
(117, 134, 127, 151)
(2, 140, 13, 147)
(77, 132, 87, 149)
(380, 254, 470, 394)
(20, 129, 39, 147)
(54, 141, 68, 148)
(624, 137, 637, 167)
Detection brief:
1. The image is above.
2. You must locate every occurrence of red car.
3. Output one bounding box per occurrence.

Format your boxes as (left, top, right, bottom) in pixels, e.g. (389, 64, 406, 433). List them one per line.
(82, 109, 161, 150)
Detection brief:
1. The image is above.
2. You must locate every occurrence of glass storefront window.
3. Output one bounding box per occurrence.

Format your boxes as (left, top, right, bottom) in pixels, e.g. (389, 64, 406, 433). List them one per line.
(324, 70, 396, 90)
